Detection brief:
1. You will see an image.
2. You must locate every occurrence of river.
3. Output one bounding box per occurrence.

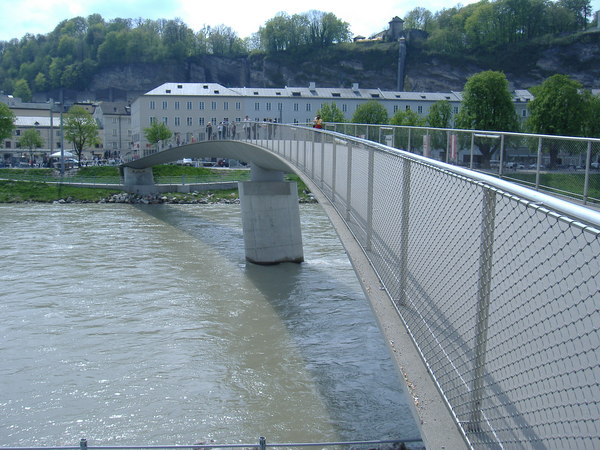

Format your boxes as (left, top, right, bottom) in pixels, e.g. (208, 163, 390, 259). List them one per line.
(0, 203, 420, 447)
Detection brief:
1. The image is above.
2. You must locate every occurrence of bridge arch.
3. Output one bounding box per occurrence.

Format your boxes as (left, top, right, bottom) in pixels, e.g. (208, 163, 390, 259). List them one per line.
(122, 140, 306, 266)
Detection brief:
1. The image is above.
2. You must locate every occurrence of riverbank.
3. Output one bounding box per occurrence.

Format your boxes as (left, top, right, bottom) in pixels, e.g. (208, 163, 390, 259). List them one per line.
(0, 180, 317, 204)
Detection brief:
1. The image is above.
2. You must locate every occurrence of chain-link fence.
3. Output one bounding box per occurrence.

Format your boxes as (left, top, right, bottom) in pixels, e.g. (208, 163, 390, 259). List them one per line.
(324, 123, 600, 207)
(253, 124, 600, 449)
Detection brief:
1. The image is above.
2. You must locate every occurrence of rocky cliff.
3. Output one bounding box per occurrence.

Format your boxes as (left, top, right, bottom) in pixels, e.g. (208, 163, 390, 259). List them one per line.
(81, 29, 600, 102)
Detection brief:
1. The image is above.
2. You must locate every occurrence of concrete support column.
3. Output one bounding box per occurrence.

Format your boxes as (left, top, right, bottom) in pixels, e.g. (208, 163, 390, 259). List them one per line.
(239, 166, 304, 264)
(122, 166, 155, 194)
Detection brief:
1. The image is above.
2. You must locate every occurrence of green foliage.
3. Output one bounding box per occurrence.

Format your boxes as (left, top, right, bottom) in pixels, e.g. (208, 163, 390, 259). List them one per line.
(144, 121, 173, 147)
(527, 74, 586, 136)
(427, 100, 453, 128)
(390, 109, 426, 126)
(457, 71, 518, 132)
(13, 79, 32, 101)
(63, 105, 100, 166)
(352, 100, 389, 124)
(457, 70, 518, 167)
(0, 103, 16, 141)
(19, 129, 44, 153)
(258, 10, 350, 53)
(317, 102, 345, 123)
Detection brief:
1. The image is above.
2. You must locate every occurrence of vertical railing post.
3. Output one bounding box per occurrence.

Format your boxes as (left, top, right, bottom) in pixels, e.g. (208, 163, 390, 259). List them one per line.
(366, 147, 375, 251)
(259, 436, 266, 450)
(535, 136, 543, 191)
(399, 158, 412, 307)
(346, 143, 353, 221)
(303, 136, 307, 171)
(311, 131, 316, 178)
(469, 187, 496, 432)
(331, 138, 337, 203)
(320, 133, 325, 189)
(498, 134, 505, 177)
(470, 133, 475, 169)
(407, 128, 412, 153)
(583, 140, 592, 205)
(80, 439, 88, 450)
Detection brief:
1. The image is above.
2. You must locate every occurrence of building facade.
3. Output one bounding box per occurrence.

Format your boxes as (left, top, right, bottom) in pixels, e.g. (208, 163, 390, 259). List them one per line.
(130, 82, 533, 154)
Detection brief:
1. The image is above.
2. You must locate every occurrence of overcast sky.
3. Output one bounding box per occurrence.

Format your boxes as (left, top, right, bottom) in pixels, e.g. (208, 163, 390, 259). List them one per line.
(3, 0, 598, 43)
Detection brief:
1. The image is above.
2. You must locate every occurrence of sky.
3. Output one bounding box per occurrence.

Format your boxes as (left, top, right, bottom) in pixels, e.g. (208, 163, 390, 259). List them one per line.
(3, 0, 598, 43)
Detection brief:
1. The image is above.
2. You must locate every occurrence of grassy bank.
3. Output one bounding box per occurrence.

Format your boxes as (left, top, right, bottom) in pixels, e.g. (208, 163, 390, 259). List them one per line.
(0, 169, 314, 204)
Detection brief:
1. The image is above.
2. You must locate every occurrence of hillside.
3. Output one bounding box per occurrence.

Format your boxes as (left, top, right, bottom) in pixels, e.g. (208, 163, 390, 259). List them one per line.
(63, 29, 600, 104)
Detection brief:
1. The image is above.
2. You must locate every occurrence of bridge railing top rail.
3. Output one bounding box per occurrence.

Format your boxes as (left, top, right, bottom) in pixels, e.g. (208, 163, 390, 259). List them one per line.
(277, 123, 600, 230)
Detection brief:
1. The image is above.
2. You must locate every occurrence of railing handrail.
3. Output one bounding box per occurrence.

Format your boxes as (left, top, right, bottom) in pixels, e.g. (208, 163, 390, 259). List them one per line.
(287, 124, 600, 230)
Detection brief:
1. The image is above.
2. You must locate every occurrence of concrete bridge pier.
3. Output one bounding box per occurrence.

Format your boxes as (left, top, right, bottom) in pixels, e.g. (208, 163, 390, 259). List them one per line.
(121, 166, 155, 194)
(239, 165, 304, 265)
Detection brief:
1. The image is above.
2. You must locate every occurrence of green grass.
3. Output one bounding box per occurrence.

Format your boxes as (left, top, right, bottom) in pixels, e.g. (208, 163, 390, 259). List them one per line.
(0, 180, 124, 203)
(505, 172, 600, 203)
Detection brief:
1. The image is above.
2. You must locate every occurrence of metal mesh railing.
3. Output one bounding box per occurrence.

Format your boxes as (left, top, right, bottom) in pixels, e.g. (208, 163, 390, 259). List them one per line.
(248, 124, 600, 449)
(324, 123, 600, 207)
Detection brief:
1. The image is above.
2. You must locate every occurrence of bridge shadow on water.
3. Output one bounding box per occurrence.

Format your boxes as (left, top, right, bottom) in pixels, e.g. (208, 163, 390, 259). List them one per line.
(133, 203, 422, 445)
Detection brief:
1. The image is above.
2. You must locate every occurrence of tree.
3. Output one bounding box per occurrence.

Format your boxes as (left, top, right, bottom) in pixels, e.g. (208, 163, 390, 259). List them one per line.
(352, 100, 388, 124)
(456, 70, 518, 167)
(527, 74, 587, 167)
(19, 128, 44, 165)
(404, 7, 434, 31)
(144, 120, 172, 150)
(13, 79, 32, 102)
(317, 102, 345, 123)
(427, 100, 453, 128)
(582, 91, 600, 138)
(390, 109, 426, 126)
(63, 105, 99, 167)
(0, 103, 16, 142)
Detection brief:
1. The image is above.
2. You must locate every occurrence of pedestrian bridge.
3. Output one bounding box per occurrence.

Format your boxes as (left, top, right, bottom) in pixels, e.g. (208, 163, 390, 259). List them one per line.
(122, 124, 600, 450)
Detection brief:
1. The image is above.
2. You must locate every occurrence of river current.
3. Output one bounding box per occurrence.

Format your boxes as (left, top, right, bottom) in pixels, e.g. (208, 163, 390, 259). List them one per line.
(0, 203, 419, 446)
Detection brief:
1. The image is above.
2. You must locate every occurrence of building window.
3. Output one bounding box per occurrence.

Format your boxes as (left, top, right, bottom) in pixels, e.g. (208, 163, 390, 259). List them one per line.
(150, 101, 155, 110)
(198, 117, 205, 126)
(255, 102, 260, 111)
(149, 117, 156, 124)
(278, 103, 283, 111)
(418, 106, 423, 114)
(454, 107, 459, 114)
(211, 101, 217, 110)
(342, 104, 348, 112)
(199, 102, 205, 110)
(224, 102, 229, 110)
(294, 103, 299, 111)
(163, 117, 168, 125)
(162, 101, 168, 110)
(187, 117, 193, 126)
(306, 104, 311, 112)
(236, 102, 241, 110)
(405, 105, 411, 111)
(522, 109, 527, 118)
(175, 117, 181, 126)
(266, 102, 271, 111)
(175, 101, 180, 110)
(187, 101, 192, 110)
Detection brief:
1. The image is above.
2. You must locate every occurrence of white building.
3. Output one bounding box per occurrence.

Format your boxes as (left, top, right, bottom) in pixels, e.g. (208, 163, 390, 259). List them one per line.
(130, 82, 533, 155)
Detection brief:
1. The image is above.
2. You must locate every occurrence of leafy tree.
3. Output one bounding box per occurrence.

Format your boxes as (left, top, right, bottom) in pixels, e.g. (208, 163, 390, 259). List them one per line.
(63, 105, 99, 167)
(0, 103, 16, 142)
(306, 11, 351, 48)
(456, 70, 518, 167)
(33, 72, 48, 92)
(582, 91, 600, 138)
(13, 79, 32, 102)
(427, 100, 453, 128)
(317, 102, 345, 123)
(19, 128, 44, 164)
(404, 7, 434, 31)
(144, 120, 172, 150)
(527, 74, 587, 167)
(352, 100, 388, 124)
(390, 109, 426, 126)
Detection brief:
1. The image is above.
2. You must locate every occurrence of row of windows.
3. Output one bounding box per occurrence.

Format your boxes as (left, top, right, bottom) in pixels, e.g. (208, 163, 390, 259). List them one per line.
(149, 100, 244, 111)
